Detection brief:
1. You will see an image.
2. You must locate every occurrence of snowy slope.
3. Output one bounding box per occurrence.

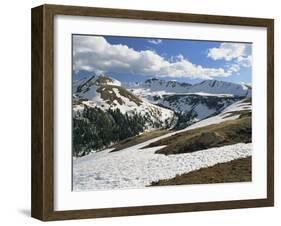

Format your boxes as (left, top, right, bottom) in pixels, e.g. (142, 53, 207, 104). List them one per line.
(187, 80, 251, 97)
(73, 74, 121, 95)
(73, 75, 176, 129)
(127, 90, 242, 121)
(125, 79, 251, 121)
(73, 99, 252, 191)
(73, 143, 251, 190)
(180, 98, 251, 132)
(156, 94, 242, 120)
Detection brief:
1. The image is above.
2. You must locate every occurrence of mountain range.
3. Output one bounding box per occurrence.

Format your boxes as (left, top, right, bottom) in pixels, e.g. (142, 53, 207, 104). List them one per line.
(73, 74, 252, 156)
(124, 78, 251, 97)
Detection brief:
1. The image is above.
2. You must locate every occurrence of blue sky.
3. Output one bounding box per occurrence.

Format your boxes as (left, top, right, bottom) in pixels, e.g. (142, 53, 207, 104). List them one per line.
(73, 35, 252, 85)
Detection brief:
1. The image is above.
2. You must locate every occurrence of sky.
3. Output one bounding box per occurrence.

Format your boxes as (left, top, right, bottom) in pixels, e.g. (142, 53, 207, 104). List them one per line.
(73, 35, 252, 85)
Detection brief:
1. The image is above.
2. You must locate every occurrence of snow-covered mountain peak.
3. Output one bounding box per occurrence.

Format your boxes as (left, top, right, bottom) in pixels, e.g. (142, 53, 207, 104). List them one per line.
(196, 80, 247, 89)
(73, 75, 176, 130)
(74, 75, 141, 106)
(74, 74, 121, 92)
(188, 80, 251, 97)
(95, 75, 121, 86)
(141, 78, 192, 93)
(127, 78, 251, 97)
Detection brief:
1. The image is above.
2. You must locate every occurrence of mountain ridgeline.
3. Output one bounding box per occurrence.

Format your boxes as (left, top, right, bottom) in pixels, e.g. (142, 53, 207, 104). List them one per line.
(73, 75, 252, 157)
(135, 78, 251, 97)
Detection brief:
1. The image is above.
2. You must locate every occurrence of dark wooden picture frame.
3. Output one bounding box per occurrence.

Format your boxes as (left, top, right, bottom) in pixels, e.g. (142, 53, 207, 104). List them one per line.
(31, 4, 274, 221)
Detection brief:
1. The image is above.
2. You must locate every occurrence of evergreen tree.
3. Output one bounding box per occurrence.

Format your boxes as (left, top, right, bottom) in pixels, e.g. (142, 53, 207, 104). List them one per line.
(73, 106, 147, 157)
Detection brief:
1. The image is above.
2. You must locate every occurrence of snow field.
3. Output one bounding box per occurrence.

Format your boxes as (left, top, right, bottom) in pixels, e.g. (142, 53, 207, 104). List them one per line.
(73, 143, 252, 191)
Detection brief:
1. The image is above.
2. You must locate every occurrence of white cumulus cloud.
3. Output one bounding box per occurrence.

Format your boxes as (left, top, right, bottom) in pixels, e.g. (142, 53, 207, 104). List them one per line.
(237, 55, 252, 67)
(207, 43, 252, 67)
(73, 36, 238, 80)
(228, 64, 240, 73)
(148, 39, 162, 45)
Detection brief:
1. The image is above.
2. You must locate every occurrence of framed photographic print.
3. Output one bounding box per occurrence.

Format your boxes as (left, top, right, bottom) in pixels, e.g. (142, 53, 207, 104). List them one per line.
(31, 4, 274, 221)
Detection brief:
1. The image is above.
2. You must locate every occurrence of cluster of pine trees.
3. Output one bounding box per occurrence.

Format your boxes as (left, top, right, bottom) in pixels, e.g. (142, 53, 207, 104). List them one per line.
(73, 106, 146, 157)
(174, 111, 197, 130)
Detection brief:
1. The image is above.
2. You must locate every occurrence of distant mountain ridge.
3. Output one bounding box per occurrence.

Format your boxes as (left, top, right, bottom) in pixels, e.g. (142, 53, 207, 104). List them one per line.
(124, 78, 251, 97)
(122, 77, 251, 124)
(142, 78, 192, 93)
(187, 80, 251, 97)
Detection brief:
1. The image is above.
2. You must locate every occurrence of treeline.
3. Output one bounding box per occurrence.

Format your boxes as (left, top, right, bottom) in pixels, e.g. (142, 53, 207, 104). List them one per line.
(73, 106, 146, 157)
(173, 111, 197, 130)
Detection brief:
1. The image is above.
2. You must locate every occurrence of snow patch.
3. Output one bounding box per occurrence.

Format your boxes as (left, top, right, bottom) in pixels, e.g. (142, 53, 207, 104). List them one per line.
(73, 143, 252, 191)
